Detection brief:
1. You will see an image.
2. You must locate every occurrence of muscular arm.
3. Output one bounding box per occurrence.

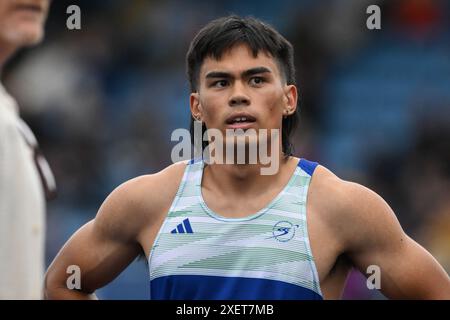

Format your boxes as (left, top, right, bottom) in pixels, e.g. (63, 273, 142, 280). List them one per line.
(44, 162, 186, 299)
(44, 179, 145, 299)
(326, 171, 450, 299)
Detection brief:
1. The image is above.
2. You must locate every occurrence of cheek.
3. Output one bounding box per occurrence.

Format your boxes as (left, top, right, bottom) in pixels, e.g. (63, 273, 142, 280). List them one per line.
(199, 93, 224, 118)
(258, 90, 285, 127)
(262, 89, 284, 113)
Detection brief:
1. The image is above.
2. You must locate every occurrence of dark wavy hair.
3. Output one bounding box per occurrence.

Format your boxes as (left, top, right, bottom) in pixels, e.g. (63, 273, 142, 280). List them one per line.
(186, 15, 298, 156)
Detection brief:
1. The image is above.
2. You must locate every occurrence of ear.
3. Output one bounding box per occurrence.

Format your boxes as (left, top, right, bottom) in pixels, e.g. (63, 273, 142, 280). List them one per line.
(190, 92, 202, 121)
(283, 85, 298, 116)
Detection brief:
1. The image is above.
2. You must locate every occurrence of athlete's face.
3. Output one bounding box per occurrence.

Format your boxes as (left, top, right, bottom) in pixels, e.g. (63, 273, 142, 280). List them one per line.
(0, 0, 50, 50)
(191, 44, 297, 152)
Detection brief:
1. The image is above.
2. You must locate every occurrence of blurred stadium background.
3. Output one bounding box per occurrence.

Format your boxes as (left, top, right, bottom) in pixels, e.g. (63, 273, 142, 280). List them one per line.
(2, 0, 449, 299)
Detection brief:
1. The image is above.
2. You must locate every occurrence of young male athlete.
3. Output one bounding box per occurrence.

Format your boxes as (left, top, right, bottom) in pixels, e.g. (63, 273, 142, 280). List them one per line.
(44, 16, 450, 300)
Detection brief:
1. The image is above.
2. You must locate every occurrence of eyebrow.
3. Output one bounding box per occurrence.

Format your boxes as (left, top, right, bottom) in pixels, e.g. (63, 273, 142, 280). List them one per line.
(205, 67, 272, 80)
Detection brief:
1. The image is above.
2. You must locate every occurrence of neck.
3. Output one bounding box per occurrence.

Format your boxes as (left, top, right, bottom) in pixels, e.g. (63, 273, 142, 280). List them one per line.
(203, 154, 295, 197)
(0, 41, 17, 70)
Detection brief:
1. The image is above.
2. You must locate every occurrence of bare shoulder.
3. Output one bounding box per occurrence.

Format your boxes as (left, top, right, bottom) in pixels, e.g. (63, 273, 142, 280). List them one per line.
(93, 161, 188, 243)
(310, 165, 389, 216)
(309, 165, 404, 251)
(309, 165, 450, 299)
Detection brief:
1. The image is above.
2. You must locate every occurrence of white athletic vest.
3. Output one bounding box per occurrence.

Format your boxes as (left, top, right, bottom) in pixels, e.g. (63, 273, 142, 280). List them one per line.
(148, 158, 322, 300)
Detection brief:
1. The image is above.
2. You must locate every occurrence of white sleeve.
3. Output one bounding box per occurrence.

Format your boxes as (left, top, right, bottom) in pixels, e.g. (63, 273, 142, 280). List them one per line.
(0, 116, 15, 246)
(0, 117, 19, 297)
(0, 112, 46, 299)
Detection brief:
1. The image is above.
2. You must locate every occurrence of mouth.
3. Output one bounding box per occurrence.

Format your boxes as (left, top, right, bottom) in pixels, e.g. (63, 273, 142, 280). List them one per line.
(14, 3, 44, 14)
(225, 113, 257, 130)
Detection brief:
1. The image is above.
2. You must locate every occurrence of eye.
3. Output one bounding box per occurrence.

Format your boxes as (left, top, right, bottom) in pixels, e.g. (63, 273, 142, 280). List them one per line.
(249, 76, 265, 86)
(211, 80, 228, 88)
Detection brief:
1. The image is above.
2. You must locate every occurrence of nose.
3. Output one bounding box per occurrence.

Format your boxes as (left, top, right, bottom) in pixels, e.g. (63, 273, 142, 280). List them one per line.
(228, 82, 250, 107)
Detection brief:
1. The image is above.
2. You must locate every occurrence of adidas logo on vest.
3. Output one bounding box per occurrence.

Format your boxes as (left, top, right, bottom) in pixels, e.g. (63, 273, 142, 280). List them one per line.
(171, 218, 194, 234)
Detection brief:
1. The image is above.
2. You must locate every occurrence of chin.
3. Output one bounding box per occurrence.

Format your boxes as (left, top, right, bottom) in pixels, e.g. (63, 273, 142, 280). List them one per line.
(225, 136, 260, 151)
(17, 25, 44, 46)
(2, 22, 45, 48)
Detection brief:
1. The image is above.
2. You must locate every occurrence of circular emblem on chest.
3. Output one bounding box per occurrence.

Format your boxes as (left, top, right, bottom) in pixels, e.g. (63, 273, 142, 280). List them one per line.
(269, 220, 299, 242)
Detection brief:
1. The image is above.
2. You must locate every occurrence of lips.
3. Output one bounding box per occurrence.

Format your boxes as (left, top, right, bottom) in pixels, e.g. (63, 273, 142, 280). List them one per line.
(225, 113, 257, 129)
(14, 2, 44, 14)
(226, 113, 256, 124)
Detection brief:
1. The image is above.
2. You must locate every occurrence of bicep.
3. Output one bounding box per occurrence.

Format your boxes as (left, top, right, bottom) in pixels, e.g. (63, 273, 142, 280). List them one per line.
(351, 233, 450, 299)
(45, 180, 146, 295)
(45, 219, 141, 295)
(44, 166, 185, 298)
(382, 237, 450, 299)
(343, 183, 450, 299)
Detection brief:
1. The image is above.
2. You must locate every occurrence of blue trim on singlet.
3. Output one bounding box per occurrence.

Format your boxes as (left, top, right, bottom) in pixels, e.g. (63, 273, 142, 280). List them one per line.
(298, 159, 319, 176)
(150, 275, 323, 300)
(189, 158, 203, 164)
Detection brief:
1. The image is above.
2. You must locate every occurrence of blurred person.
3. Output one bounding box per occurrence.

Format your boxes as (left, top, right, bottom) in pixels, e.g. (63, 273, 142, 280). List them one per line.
(0, 0, 54, 299)
(44, 16, 450, 300)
